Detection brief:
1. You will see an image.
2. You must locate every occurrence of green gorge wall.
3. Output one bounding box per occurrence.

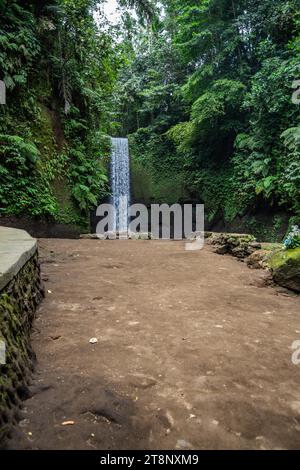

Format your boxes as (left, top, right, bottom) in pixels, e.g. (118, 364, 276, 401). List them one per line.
(130, 153, 289, 242)
(0, 0, 115, 236)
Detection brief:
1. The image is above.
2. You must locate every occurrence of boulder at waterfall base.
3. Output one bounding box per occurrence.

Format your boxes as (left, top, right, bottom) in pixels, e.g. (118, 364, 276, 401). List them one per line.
(208, 233, 260, 259)
(268, 248, 300, 293)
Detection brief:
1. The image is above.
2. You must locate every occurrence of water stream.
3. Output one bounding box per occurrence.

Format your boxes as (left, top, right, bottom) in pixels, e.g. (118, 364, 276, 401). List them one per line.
(110, 137, 130, 233)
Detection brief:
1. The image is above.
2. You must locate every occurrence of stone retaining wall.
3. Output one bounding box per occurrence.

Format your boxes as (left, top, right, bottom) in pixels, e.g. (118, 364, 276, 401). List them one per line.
(0, 227, 43, 447)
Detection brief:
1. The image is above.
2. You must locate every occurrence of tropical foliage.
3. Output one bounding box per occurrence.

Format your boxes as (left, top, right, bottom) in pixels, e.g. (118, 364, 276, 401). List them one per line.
(0, 0, 118, 226)
(118, 0, 300, 236)
(1, 0, 299, 236)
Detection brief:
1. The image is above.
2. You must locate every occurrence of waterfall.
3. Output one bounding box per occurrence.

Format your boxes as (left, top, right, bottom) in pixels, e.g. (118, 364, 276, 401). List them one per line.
(110, 137, 130, 234)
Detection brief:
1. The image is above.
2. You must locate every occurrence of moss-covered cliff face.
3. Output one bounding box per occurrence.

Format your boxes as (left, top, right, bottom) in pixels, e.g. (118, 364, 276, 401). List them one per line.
(33, 106, 76, 225)
(0, 82, 111, 232)
(0, 253, 43, 447)
(129, 132, 189, 206)
(128, 130, 291, 242)
(0, 1, 116, 232)
(131, 159, 188, 206)
(130, 151, 289, 241)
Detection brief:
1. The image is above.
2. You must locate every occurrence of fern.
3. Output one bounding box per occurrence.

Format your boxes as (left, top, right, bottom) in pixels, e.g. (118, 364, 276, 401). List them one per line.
(281, 127, 300, 151)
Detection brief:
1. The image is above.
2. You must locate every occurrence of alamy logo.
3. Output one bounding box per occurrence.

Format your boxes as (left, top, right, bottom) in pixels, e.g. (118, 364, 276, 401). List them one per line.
(0, 80, 6, 105)
(0, 339, 6, 365)
(291, 340, 300, 365)
(96, 198, 205, 251)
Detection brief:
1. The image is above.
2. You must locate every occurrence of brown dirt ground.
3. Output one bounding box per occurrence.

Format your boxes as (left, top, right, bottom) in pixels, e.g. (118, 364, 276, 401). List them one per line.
(8, 239, 300, 450)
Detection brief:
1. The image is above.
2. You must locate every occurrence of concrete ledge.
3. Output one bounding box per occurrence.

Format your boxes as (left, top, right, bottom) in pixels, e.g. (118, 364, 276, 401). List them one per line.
(0, 226, 37, 291)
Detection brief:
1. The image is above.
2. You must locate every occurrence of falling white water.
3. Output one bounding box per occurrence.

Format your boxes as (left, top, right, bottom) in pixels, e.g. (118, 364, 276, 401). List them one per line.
(110, 137, 130, 233)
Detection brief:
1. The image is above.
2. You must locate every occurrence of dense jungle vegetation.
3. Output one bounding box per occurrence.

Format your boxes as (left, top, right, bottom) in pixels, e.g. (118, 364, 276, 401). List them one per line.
(0, 0, 300, 237)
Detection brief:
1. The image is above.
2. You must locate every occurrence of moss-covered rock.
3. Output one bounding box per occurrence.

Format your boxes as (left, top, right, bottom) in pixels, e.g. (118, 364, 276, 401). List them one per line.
(260, 242, 283, 252)
(268, 248, 300, 293)
(247, 250, 270, 269)
(208, 232, 260, 259)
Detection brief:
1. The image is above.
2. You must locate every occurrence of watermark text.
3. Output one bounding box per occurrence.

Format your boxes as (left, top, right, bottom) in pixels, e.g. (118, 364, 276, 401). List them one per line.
(0, 340, 6, 365)
(0, 80, 6, 105)
(96, 199, 205, 251)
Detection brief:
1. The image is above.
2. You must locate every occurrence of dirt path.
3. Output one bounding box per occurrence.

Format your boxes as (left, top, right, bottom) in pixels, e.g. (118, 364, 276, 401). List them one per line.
(8, 239, 300, 450)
